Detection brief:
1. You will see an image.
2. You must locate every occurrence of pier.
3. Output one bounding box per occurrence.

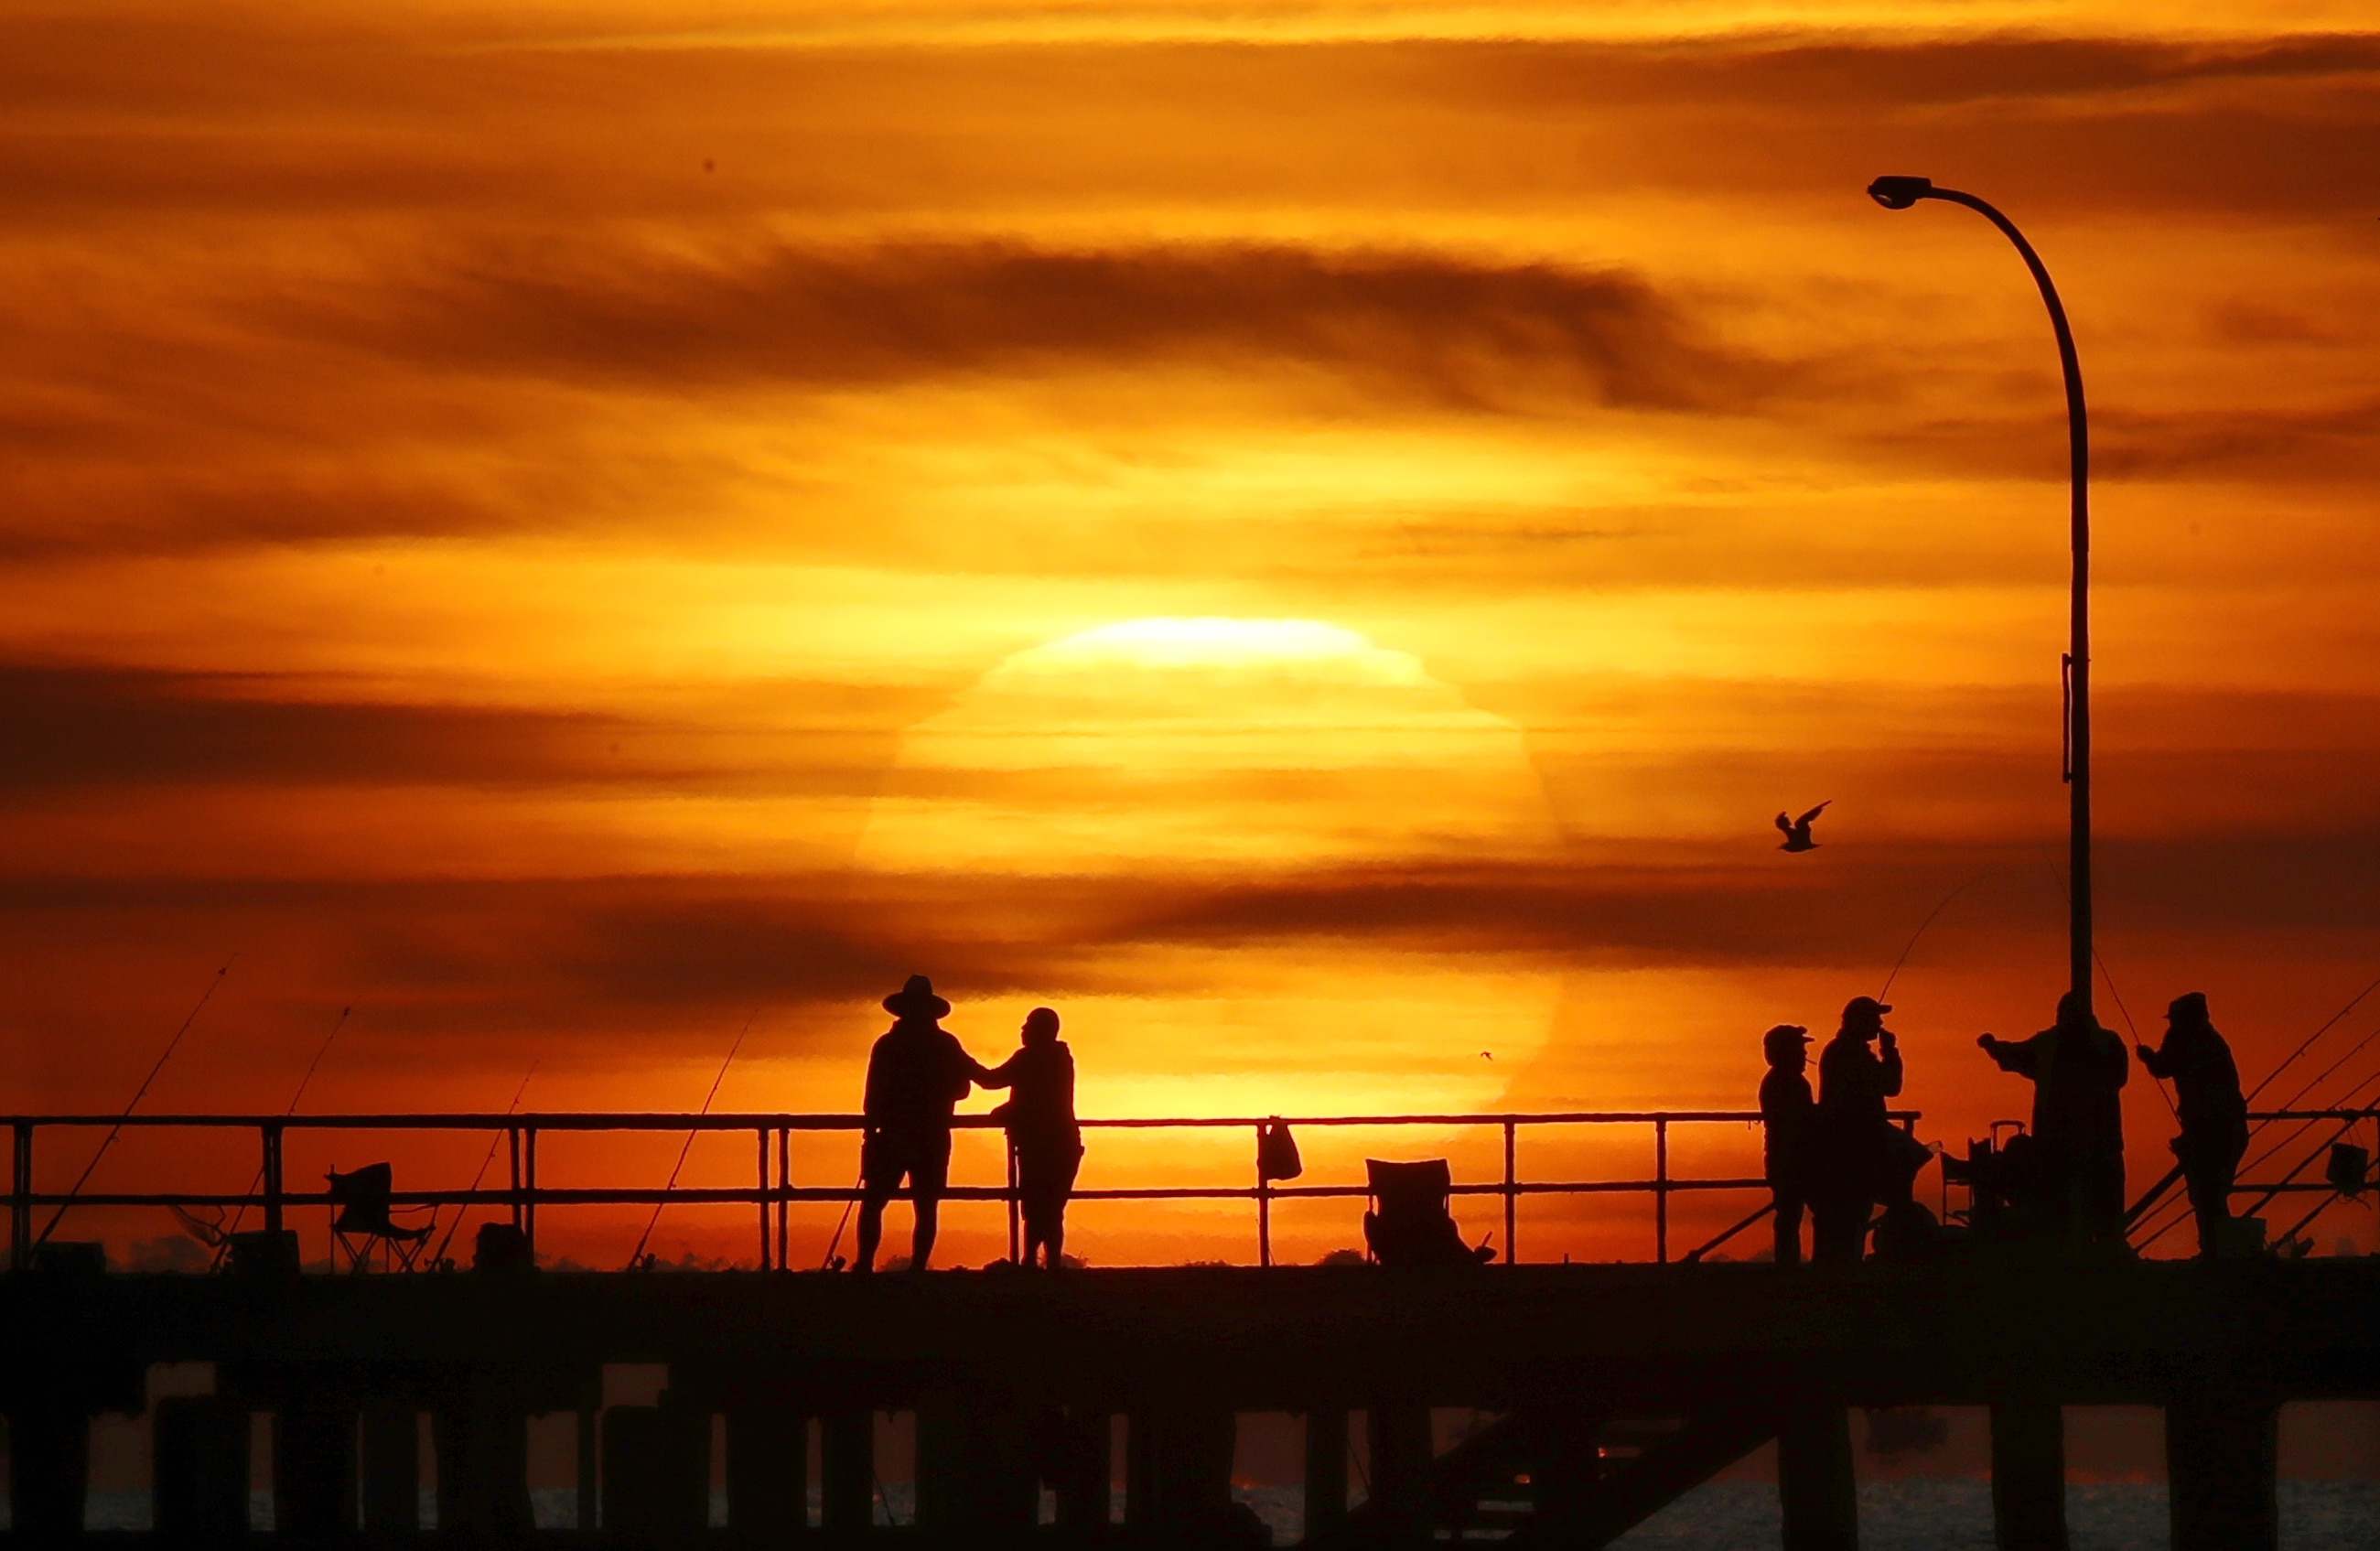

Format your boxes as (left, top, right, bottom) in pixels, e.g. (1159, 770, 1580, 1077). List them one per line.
(4, 1106, 2374, 1549)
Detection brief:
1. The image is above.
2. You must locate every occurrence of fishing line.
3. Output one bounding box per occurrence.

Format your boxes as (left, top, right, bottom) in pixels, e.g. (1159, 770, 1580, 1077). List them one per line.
(2022, 846, 2177, 1116)
(40, 956, 235, 1245)
(628, 1010, 759, 1270)
(428, 1061, 541, 1268)
(1877, 874, 1985, 1004)
(213, 1006, 355, 1249)
(2246, 971, 2380, 1104)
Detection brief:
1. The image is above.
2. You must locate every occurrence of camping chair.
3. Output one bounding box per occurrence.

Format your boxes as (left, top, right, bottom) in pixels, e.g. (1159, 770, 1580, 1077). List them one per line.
(327, 1163, 434, 1273)
(1362, 1158, 1494, 1267)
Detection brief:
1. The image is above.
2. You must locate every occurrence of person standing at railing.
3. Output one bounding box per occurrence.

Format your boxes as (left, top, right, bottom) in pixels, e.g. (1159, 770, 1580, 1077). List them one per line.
(1759, 1024, 1816, 1266)
(2135, 991, 2246, 1259)
(975, 1006, 1082, 1270)
(1813, 996, 1903, 1264)
(856, 975, 985, 1274)
(1977, 990, 2129, 1254)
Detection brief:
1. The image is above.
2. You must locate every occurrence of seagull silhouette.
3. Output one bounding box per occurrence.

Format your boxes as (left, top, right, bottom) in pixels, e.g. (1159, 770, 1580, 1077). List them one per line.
(1775, 801, 1831, 853)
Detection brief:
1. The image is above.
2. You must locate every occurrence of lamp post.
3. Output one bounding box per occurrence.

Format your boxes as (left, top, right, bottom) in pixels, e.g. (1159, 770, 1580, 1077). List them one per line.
(1868, 175, 2092, 1016)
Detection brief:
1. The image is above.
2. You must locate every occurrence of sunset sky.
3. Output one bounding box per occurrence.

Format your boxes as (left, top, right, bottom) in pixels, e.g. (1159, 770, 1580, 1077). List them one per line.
(8, 0, 2380, 1266)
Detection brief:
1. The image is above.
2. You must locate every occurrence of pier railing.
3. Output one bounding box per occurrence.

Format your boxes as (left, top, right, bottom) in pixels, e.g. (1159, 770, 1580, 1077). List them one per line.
(5, 1107, 1920, 1273)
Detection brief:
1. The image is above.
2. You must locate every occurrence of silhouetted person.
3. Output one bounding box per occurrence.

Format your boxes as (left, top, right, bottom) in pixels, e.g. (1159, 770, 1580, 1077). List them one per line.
(976, 1006, 1082, 1269)
(2138, 991, 2247, 1258)
(1759, 1024, 1815, 1266)
(1812, 996, 1903, 1264)
(856, 975, 980, 1273)
(1978, 990, 2129, 1252)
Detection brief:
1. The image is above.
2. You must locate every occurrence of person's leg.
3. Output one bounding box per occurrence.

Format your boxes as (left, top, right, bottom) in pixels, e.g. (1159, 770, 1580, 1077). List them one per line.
(909, 1129, 953, 1270)
(910, 1196, 939, 1269)
(856, 1192, 888, 1272)
(1772, 1188, 1804, 1267)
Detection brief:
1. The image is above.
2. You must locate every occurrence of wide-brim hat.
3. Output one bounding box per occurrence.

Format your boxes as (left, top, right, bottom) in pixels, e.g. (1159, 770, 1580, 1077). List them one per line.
(884, 975, 951, 1019)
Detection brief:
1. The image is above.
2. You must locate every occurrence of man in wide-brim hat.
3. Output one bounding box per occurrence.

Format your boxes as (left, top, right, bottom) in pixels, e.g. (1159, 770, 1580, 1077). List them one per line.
(856, 975, 985, 1273)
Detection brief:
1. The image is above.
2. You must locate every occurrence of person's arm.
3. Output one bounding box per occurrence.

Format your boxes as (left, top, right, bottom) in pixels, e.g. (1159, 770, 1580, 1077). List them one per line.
(1977, 1032, 2039, 1076)
(1878, 1036, 1905, 1099)
(975, 1052, 1020, 1090)
(2137, 1039, 2174, 1080)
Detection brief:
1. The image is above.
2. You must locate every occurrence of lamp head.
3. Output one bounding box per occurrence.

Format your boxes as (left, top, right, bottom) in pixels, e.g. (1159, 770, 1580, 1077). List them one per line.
(1868, 175, 1934, 210)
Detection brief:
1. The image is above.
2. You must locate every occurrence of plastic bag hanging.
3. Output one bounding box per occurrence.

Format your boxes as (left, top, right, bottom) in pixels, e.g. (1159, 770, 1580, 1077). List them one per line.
(1258, 1118, 1303, 1182)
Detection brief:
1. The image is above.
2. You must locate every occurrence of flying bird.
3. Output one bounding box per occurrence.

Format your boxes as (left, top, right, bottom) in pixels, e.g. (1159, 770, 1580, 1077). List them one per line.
(1775, 801, 1831, 853)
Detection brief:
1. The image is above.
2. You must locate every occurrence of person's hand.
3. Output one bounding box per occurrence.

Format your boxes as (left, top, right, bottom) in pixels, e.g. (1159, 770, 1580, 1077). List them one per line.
(1976, 1034, 1996, 1051)
(1879, 1030, 1898, 1052)
(2137, 1043, 2155, 1063)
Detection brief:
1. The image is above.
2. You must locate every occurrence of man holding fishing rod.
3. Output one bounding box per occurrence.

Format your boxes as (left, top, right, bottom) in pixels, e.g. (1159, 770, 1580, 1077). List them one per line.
(2135, 992, 2247, 1259)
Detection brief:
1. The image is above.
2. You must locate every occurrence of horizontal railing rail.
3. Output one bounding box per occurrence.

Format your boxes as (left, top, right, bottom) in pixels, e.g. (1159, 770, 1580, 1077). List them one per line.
(9, 1107, 1921, 1274)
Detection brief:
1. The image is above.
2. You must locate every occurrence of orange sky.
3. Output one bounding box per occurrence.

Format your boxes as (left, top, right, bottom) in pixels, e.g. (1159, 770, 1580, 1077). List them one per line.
(7, 0, 2380, 1267)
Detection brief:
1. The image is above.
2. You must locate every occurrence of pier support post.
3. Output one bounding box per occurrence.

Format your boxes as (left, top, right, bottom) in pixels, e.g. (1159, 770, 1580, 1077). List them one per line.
(820, 1409, 875, 1535)
(2166, 1391, 2277, 1551)
(1127, 1402, 1236, 1530)
(602, 1402, 709, 1537)
(920, 1388, 1037, 1536)
(1051, 1406, 1113, 1532)
(1988, 1401, 2068, 1551)
(360, 1402, 418, 1535)
(1368, 1403, 1433, 1538)
(1777, 1405, 1858, 1551)
(1303, 1408, 1349, 1539)
(155, 1395, 250, 1539)
(727, 1404, 809, 1534)
(8, 1405, 91, 1538)
(1518, 1401, 1600, 1521)
(276, 1397, 360, 1537)
(434, 1398, 534, 1535)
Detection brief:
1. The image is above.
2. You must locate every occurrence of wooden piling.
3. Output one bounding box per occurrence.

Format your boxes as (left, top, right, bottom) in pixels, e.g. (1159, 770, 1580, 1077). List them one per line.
(1988, 1400, 2068, 1551)
(819, 1408, 876, 1534)
(359, 1401, 419, 1535)
(1367, 1403, 1434, 1537)
(8, 1405, 91, 1539)
(275, 1396, 360, 1538)
(727, 1404, 810, 1534)
(1052, 1406, 1113, 1532)
(1302, 1408, 1349, 1539)
(1776, 1404, 1858, 1551)
(2166, 1390, 2277, 1551)
(155, 1395, 249, 1539)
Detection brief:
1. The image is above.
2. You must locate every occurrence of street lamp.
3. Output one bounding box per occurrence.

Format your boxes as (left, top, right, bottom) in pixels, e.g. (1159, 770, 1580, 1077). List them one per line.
(1867, 175, 2094, 1016)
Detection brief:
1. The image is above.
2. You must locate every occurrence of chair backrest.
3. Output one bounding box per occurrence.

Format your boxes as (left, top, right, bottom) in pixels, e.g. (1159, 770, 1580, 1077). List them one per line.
(1366, 1158, 1453, 1222)
(327, 1162, 398, 1235)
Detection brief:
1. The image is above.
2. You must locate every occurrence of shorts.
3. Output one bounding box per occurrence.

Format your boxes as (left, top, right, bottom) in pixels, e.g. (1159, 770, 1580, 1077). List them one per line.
(862, 1128, 953, 1195)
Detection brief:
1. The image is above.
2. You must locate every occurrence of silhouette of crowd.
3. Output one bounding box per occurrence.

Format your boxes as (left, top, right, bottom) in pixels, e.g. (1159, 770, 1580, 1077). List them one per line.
(1759, 988, 2247, 1264)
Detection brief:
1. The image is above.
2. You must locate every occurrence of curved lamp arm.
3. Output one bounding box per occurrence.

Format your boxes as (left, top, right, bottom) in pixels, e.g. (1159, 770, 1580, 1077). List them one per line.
(1868, 175, 2093, 1013)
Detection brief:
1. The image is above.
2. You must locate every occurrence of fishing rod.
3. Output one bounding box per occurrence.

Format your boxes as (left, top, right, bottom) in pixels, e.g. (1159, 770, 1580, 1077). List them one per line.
(210, 1005, 353, 1254)
(2248, 971, 2380, 1104)
(428, 1061, 541, 1268)
(39, 957, 234, 1245)
(1877, 874, 1985, 1004)
(627, 1011, 759, 1270)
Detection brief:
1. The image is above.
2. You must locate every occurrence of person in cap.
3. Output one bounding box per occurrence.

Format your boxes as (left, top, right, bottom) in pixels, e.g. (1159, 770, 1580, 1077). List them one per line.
(1759, 1024, 1816, 1266)
(975, 1007, 1083, 1269)
(1812, 996, 1904, 1264)
(856, 975, 985, 1273)
(2135, 991, 2246, 1257)
(1978, 989, 2129, 1252)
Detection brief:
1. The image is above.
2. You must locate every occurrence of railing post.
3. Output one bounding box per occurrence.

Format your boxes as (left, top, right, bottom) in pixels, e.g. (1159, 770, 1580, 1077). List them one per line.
(262, 1121, 285, 1236)
(757, 1126, 771, 1270)
(11, 1121, 32, 1272)
(1654, 1117, 1669, 1265)
(775, 1126, 791, 1271)
(1007, 1136, 1021, 1264)
(1256, 1124, 1272, 1268)
(1503, 1119, 1518, 1266)
(522, 1126, 538, 1263)
(506, 1126, 522, 1232)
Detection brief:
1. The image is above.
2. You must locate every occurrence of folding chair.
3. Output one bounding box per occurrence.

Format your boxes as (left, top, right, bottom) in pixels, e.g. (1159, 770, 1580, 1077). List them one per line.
(327, 1163, 434, 1273)
(1362, 1158, 1494, 1267)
